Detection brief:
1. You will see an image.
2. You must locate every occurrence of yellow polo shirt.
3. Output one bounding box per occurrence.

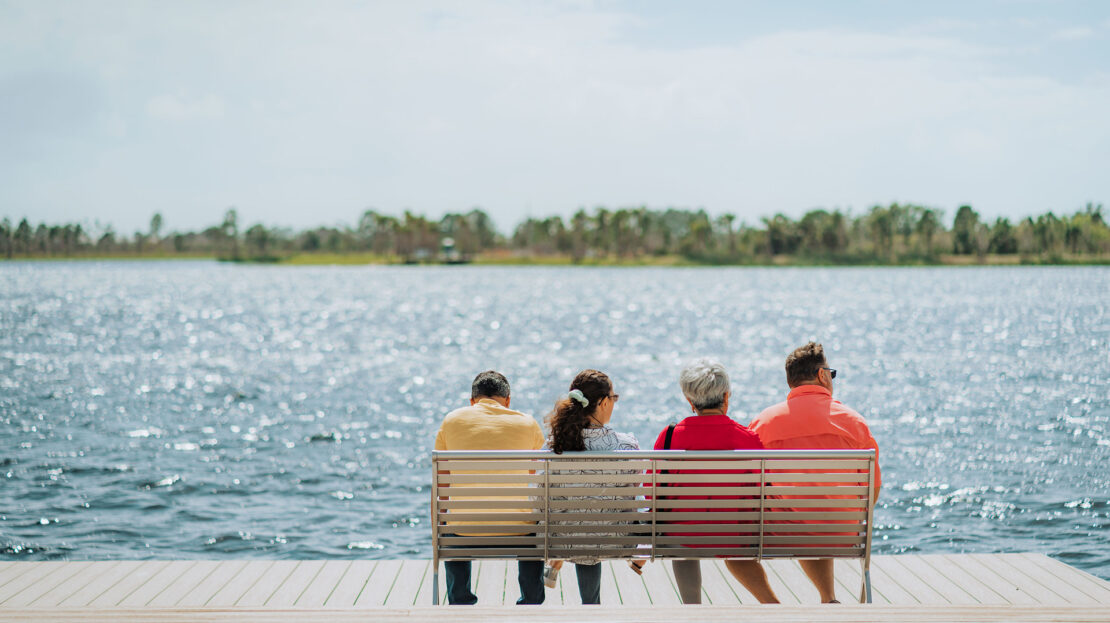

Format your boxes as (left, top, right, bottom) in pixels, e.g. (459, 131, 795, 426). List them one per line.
(434, 398, 544, 535)
(434, 398, 545, 452)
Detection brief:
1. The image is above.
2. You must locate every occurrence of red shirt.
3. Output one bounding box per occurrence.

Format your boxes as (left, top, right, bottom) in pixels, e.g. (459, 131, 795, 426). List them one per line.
(652, 414, 764, 546)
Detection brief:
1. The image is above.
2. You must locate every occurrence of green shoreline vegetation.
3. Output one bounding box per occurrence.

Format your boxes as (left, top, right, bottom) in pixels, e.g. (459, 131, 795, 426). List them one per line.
(3, 203, 1108, 266)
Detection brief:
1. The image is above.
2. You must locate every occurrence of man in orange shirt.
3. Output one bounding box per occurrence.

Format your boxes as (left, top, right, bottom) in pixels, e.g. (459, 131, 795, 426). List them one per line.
(749, 342, 880, 604)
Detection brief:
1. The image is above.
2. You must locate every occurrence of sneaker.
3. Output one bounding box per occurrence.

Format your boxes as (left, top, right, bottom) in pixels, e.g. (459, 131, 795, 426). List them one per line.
(542, 564, 559, 588)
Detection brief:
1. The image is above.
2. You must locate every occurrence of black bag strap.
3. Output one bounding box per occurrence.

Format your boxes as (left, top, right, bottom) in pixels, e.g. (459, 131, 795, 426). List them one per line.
(663, 422, 676, 450)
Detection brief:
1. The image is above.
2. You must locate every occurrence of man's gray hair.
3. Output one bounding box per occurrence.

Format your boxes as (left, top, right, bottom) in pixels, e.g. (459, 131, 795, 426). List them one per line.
(679, 358, 731, 411)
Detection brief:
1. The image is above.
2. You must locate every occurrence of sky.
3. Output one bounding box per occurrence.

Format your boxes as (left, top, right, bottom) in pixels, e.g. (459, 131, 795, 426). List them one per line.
(1, 0, 1108, 235)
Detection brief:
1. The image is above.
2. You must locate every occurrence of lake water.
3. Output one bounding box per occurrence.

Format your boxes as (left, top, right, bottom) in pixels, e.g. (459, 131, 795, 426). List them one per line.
(2, 262, 1108, 579)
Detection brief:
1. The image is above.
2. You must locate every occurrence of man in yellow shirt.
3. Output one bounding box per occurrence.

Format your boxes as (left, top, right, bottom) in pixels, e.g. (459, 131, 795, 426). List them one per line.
(434, 370, 545, 605)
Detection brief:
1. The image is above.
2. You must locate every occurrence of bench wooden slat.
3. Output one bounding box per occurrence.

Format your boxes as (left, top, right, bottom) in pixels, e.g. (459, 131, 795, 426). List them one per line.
(438, 487, 542, 496)
(437, 549, 548, 558)
(436, 460, 547, 470)
(435, 521, 865, 533)
(438, 474, 543, 484)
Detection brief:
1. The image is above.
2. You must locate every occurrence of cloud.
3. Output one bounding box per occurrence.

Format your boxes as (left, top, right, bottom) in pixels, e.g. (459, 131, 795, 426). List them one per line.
(1050, 26, 1094, 41)
(1, 1, 1108, 231)
(146, 93, 225, 121)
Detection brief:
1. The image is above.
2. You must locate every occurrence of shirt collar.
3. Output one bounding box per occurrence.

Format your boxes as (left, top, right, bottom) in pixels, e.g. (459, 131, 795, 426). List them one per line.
(787, 384, 832, 400)
(682, 413, 732, 424)
(475, 397, 504, 407)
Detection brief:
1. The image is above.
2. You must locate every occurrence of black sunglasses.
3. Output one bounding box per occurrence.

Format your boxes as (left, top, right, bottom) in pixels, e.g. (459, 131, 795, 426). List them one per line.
(820, 367, 837, 379)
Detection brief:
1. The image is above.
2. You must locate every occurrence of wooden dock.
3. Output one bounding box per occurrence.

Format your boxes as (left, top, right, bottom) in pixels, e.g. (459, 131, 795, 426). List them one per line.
(1, 554, 1108, 621)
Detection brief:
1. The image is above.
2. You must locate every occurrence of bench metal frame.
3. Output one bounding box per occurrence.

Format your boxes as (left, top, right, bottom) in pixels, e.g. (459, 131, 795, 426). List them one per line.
(431, 449, 876, 605)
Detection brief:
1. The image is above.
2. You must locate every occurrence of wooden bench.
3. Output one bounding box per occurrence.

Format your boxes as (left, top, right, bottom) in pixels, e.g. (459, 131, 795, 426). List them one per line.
(431, 449, 877, 605)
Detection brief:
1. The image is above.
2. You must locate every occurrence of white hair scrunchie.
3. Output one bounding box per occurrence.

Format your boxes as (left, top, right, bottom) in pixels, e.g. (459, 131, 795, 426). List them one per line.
(568, 389, 589, 407)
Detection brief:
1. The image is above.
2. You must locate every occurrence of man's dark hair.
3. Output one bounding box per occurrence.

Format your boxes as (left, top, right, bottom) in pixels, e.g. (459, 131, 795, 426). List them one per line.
(785, 341, 827, 387)
(471, 370, 510, 399)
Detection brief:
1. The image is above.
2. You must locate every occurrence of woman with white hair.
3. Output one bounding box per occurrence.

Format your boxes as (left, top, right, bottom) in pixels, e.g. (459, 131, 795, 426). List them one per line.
(652, 358, 781, 604)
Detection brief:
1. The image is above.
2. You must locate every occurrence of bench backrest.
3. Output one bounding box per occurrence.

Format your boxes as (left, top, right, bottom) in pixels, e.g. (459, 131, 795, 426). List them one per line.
(431, 449, 876, 563)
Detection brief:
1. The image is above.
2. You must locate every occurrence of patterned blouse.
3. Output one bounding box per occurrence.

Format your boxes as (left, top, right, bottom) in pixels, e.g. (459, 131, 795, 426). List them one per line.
(542, 426, 641, 564)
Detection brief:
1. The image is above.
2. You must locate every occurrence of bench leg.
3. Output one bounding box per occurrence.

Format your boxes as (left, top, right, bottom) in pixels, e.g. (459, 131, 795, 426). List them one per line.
(432, 563, 440, 605)
(858, 563, 872, 603)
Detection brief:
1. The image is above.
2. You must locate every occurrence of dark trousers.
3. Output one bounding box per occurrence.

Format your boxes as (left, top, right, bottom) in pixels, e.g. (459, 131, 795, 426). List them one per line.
(444, 560, 545, 605)
(573, 562, 602, 605)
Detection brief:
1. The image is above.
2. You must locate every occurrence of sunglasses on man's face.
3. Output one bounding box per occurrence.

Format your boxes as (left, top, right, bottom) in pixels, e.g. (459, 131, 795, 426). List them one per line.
(821, 367, 837, 379)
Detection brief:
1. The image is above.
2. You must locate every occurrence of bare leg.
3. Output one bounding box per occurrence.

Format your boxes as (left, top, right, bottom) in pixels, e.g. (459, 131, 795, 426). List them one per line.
(723, 560, 780, 604)
(799, 558, 837, 603)
(670, 559, 702, 604)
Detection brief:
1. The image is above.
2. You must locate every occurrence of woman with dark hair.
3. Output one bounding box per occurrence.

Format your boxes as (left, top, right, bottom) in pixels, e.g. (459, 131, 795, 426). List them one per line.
(542, 369, 643, 604)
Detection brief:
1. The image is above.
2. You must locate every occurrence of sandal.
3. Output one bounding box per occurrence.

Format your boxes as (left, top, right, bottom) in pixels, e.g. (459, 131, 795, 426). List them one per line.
(628, 560, 645, 575)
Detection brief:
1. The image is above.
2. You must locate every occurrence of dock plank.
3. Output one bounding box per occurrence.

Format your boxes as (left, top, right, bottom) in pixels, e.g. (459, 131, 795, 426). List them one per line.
(912, 554, 1010, 605)
(146, 561, 221, 607)
(1, 561, 93, 607)
(1020, 554, 1110, 603)
(611, 559, 653, 605)
(56, 561, 146, 607)
(940, 554, 1039, 605)
(0, 562, 68, 604)
(203, 560, 274, 607)
(266, 560, 326, 607)
(88, 561, 171, 607)
(27, 561, 121, 607)
(985, 554, 1100, 605)
(412, 560, 444, 606)
(354, 559, 403, 606)
(383, 559, 429, 607)
(763, 560, 805, 604)
(327, 560, 379, 607)
(889, 554, 975, 604)
(295, 561, 350, 607)
(600, 561, 622, 605)
(117, 562, 198, 607)
(643, 560, 681, 605)
(235, 561, 301, 607)
(555, 563, 580, 605)
(766, 559, 820, 604)
(873, 555, 946, 604)
(473, 560, 508, 606)
(700, 560, 741, 605)
(0, 563, 41, 595)
(964, 554, 1067, 605)
(832, 558, 872, 604)
(173, 560, 250, 607)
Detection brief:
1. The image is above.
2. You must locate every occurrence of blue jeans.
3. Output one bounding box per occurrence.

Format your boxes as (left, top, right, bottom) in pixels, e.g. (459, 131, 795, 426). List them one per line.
(444, 560, 545, 605)
(573, 562, 601, 604)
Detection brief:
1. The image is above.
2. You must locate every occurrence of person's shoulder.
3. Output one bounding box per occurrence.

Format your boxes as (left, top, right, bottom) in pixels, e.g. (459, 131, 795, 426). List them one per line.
(441, 404, 476, 424)
(728, 418, 764, 448)
(830, 400, 874, 432)
(614, 430, 639, 450)
(750, 400, 787, 426)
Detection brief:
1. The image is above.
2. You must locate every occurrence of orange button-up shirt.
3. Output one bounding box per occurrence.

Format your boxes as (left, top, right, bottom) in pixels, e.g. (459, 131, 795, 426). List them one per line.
(749, 385, 881, 497)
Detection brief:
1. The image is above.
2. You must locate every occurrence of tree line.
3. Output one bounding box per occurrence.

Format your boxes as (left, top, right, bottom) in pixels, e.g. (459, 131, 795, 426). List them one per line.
(2, 203, 1107, 264)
